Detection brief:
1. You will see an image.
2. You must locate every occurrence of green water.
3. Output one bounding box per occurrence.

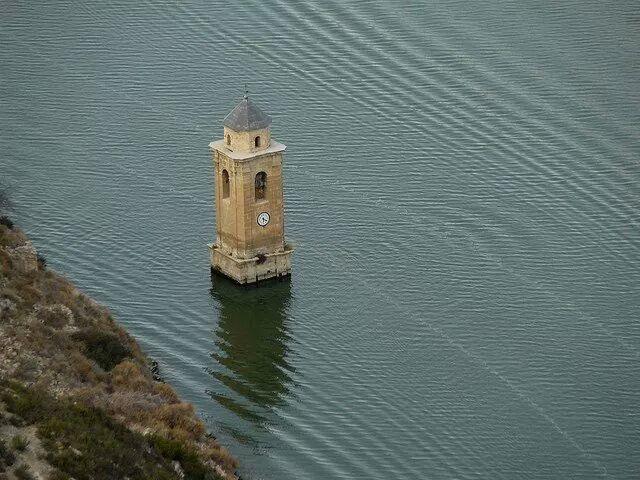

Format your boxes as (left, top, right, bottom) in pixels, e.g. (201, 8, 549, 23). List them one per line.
(1, 1, 638, 478)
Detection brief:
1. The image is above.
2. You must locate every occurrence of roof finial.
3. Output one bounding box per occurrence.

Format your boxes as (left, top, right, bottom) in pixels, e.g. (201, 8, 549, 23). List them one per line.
(243, 83, 249, 100)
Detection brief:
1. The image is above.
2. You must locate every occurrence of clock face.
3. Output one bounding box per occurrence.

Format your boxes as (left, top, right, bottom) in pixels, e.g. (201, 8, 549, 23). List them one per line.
(257, 212, 270, 227)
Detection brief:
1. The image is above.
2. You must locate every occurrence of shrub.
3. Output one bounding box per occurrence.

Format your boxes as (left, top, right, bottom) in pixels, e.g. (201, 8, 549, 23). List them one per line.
(0, 217, 13, 230)
(103, 390, 159, 424)
(13, 356, 40, 382)
(0, 225, 28, 249)
(71, 354, 97, 383)
(150, 436, 218, 480)
(67, 294, 104, 330)
(38, 274, 75, 307)
(38, 305, 72, 329)
(48, 471, 71, 480)
(1, 385, 48, 424)
(36, 253, 47, 270)
(0, 287, 21, 304)
(0, 382, 223, 480)
(153, 383, 180, 403)
(206, 445, 237, 471)
(110, 360, 148, 390)
(10, 435, 29, 452)
(7, 415, 25, 428)
(152, 403, 205, 440)
(72, 328, 131, 371)
(13, 464, 34, 480)
(37, 405, 177, 480)
(0, 439, 16, 468)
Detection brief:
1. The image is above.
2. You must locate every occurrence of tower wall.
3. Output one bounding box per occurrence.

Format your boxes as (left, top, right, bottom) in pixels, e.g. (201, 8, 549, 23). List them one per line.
(223, 126, 271, 154)
(214, 149, 285, 259)
(210, 138, 293, 284)
(213, 150, 243, 257)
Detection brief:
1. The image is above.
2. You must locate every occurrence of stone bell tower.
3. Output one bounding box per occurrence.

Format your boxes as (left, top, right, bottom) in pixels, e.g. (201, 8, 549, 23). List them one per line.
(208, 93, 293, 284)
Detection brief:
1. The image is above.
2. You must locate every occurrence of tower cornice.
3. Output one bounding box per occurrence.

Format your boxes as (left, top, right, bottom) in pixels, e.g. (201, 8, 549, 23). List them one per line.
(209, 140, 286, 160)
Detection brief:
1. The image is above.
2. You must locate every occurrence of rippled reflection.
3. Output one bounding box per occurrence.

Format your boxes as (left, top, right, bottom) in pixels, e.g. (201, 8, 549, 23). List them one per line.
(208, 275, 295, 427)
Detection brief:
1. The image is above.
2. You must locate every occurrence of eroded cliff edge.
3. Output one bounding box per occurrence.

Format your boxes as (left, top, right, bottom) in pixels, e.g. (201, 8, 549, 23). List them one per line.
(0, 219, 237, 480)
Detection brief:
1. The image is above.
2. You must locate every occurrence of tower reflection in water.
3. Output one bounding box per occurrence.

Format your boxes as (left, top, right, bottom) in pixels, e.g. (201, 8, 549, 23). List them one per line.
(208, 274, 295, 430)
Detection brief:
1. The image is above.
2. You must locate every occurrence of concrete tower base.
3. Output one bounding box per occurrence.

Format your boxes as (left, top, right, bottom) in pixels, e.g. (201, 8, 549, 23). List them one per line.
(208, 243, 293, 285)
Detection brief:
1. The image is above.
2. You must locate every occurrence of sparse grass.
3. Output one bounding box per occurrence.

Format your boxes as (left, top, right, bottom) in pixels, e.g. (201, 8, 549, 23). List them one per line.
(1, 382, 223, 480)
(0, 222, 236, 478)
(10, 435, 29, 452)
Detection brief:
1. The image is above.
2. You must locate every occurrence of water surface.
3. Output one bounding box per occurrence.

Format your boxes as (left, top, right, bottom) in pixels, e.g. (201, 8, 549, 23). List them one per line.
(1, 1, 639, 478)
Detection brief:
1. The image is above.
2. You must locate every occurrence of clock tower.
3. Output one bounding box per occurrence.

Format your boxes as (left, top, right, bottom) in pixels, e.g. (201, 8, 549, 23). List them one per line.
(208, 93, 293, 284)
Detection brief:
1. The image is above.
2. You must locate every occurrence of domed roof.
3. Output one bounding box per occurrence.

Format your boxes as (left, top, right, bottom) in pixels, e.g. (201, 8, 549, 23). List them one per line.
(223, 95, 272, 132)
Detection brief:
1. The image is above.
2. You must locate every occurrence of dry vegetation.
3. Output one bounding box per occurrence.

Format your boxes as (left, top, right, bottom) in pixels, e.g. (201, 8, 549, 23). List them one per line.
(0, 217, 237, 480)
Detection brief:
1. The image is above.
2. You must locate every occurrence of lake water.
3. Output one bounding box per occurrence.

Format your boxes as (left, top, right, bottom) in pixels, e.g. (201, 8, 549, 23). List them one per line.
(1, 1, 639, 478)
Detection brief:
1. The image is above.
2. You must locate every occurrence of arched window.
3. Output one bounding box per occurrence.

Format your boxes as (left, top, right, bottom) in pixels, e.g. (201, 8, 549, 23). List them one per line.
(226, 134, 231, 146)
(254, 136, 261, 148)
(255, 171, 267, 200)
(221, 169, 230, 198)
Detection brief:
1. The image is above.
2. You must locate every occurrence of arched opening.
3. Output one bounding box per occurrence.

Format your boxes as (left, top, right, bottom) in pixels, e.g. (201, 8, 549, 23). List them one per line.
(226, 134, 231, 146)
(255, 171, 267, 200)
(254, 136, 261, 148)
(221, 169, 230, 198)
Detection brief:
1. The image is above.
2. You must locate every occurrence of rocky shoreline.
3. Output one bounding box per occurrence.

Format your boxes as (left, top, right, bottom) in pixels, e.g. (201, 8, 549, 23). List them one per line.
(0, 218, 237, 480)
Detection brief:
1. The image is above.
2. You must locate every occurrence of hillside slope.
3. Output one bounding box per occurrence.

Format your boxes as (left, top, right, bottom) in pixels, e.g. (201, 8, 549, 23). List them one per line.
(0, 219, 237, 480)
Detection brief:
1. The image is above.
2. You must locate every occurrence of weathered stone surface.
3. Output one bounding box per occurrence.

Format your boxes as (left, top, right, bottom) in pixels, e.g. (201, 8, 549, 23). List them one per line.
(209, 243, 293, 284)
(222, 126, 272, 154)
